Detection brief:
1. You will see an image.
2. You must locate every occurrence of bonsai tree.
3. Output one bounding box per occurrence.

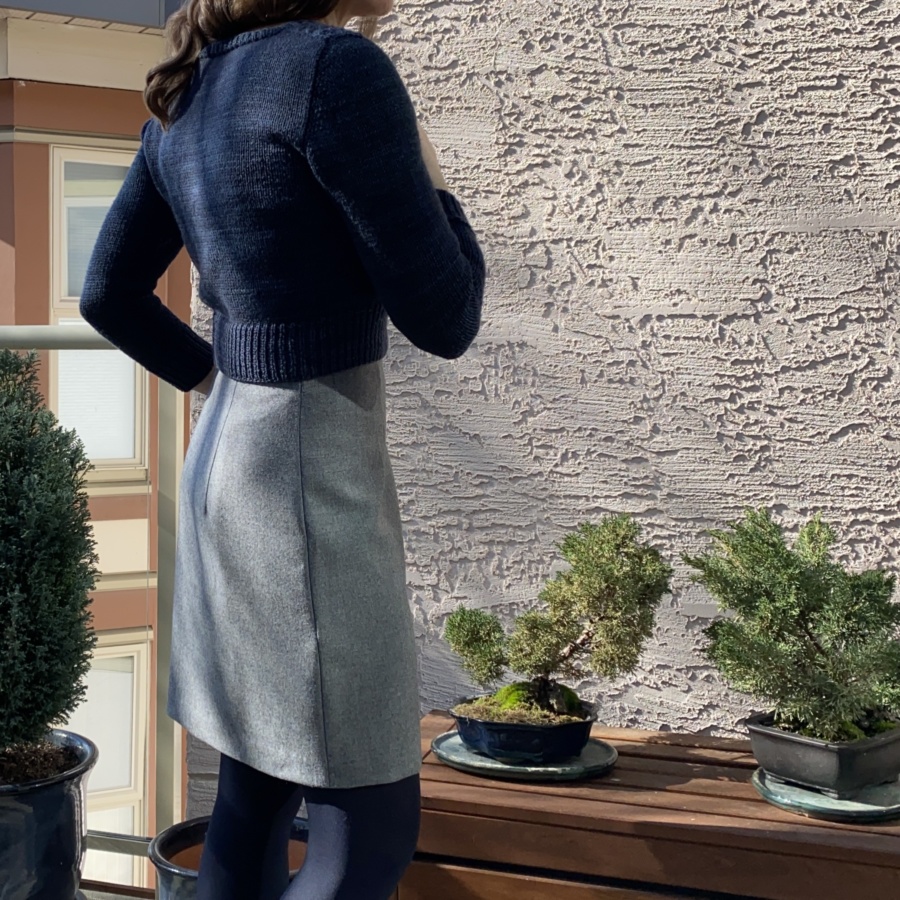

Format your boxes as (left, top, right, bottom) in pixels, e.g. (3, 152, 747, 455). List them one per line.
(444, 515, 672, 724)
(0, 350, 98, 785)
(685, 507, 900, 742)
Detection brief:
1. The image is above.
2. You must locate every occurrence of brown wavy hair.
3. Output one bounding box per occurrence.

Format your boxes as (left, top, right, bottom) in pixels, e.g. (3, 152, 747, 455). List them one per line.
(146, 0, 349, 128)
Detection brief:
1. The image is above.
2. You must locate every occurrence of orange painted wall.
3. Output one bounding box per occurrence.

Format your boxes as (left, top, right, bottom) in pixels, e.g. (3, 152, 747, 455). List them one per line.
(10, 80, 150, 136)
(0, 144, 14, 325)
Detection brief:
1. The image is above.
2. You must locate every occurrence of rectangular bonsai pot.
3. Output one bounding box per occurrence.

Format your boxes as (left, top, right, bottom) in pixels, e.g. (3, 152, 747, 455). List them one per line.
(746, 712, 900, 799)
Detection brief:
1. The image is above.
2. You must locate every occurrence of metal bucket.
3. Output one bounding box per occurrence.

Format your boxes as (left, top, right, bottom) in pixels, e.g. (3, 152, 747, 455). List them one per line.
(149, 814, 309, 899)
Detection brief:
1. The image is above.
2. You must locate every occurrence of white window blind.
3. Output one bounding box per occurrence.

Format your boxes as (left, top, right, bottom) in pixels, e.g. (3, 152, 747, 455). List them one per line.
(55, 318, 137, 461)
(63, 161, 130, 299)
(66, 654, 136, 793)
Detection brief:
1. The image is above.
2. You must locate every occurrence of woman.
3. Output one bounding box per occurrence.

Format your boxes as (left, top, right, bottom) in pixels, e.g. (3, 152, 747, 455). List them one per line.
(79, 0, 486, 897)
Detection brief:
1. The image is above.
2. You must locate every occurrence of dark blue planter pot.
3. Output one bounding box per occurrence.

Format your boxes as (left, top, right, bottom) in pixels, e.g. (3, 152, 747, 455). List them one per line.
(150, 814, 310, 899)
(747, 712, 900, 800)
(451, 699, 597, 764)
(0, 730, 98, 900)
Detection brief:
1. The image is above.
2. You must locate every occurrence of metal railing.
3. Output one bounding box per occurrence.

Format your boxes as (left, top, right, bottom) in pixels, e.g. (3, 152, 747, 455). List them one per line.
(0, 324, 186, 887)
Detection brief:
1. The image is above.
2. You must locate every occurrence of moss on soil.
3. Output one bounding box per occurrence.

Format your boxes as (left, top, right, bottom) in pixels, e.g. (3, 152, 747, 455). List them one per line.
(453, 682, 588, 725)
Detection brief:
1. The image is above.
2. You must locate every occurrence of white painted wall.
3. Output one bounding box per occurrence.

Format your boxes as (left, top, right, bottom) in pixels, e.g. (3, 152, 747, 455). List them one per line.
(187, 0, 900, 806)
(91, 518, 150, 575)
(0, 16, 163, 89)
(375, 0, 900, 734)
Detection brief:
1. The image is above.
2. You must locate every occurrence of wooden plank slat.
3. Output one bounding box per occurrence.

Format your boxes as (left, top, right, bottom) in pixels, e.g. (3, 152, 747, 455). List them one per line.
(400, 861, 680, 899)
(420, 779, 900, 865)
(423, 742, 759, 790)
(591, 725, 753, 754)
(605, 763, 770, 802)
(600, 737, 757, 768)
(611, 753, 759, 782)
(80, 881, 155, 899)
(421, 762, 900, 840)
(425, 754, 763, 804)
(419, 809, 900, 900)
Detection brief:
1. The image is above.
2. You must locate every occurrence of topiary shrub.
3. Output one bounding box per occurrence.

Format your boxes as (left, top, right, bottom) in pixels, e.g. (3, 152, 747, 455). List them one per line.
(0, 350, 98, 782)
(444, 515, 673, 724)
(685, 507, 900, 742)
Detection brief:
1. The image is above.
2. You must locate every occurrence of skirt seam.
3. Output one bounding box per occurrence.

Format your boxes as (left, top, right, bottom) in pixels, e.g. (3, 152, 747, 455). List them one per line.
(297, 380, 333, 785)
(203, 377, 238, 515)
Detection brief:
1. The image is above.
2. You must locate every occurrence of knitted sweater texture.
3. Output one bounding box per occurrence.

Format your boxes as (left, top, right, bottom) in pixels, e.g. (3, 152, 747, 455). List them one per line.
(80, 21, 486, 391)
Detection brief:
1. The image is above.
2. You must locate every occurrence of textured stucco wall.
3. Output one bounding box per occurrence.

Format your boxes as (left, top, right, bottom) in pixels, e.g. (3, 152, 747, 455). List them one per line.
(187, 0, 900, 808)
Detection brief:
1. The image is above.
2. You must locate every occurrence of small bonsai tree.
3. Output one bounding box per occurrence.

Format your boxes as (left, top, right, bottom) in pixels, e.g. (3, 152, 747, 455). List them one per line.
(685, 508, 900, 742)
(0, 351, 98, 784)
(444, 515, 672, 724)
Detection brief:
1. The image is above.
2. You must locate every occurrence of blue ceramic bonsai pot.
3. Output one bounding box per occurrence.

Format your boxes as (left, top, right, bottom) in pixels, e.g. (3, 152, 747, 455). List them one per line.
(747, 712, 900, 800)
(451, 699, 597, 765)
(150, 813, 310, 899)
(0, 729, 98, 900)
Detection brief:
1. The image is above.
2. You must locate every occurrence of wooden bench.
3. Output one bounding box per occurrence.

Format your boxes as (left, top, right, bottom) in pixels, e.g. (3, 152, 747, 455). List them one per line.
(402, 711, 900, 899)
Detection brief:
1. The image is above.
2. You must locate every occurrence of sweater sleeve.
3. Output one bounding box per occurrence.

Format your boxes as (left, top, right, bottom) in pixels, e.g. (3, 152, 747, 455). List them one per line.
(79, 121, 214, 392)
(302, 33, 486, 360)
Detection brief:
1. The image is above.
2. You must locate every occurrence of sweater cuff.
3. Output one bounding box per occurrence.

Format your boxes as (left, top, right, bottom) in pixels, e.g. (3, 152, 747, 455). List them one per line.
(173, 329, 215, 392)
(437, 189, 470, 223)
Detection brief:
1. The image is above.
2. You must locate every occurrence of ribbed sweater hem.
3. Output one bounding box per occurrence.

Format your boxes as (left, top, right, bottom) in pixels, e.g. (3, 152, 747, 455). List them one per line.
(212, 306, 389, 383)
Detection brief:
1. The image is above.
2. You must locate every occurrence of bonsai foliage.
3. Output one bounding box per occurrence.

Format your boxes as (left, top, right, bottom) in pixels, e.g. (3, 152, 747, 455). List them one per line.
(0, 350, 98, 751)
(685, 508, 900, 742)
(444, 515, 672, 718)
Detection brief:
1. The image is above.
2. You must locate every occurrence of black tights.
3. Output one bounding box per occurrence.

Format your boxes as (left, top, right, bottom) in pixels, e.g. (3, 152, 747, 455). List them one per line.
(197, 753, 421, 900)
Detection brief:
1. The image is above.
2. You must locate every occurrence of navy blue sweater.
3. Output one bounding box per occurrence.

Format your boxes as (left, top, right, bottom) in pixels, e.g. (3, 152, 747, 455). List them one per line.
(80, 21, 486, 391)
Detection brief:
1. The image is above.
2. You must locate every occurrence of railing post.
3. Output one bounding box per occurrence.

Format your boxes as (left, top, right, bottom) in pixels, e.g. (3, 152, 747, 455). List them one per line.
(156, 378, 184, 832)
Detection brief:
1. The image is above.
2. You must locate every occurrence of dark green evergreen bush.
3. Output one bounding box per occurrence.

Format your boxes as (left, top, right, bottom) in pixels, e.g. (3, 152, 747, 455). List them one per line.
(685, 508, 900, 742)
(0, 350, 98, 751)
(444, 515, 672, 722)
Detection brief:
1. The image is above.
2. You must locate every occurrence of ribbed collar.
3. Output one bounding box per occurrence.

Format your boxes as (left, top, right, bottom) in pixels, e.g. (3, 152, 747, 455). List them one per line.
(199, 20, 327, 60)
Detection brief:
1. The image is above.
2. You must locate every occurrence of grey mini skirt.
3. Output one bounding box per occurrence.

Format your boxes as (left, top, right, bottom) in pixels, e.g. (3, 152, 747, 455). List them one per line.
(168, 361, 422, 789)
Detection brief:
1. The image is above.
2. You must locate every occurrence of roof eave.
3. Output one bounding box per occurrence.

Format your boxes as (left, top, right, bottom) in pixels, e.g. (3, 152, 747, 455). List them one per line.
(0, 1, 180, 28)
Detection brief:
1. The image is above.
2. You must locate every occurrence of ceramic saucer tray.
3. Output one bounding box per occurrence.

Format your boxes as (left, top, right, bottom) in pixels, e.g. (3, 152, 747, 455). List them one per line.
(431, 730, 618, 782)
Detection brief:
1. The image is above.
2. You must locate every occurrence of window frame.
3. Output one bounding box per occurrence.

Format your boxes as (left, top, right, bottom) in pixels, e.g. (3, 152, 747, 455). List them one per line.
(49, 145, 149, 482)
(78, 628, 153, 888)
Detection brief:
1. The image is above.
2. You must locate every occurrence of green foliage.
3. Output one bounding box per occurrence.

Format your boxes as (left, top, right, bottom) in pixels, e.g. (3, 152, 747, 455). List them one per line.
(538, 517, 673, 679)
(506, 610, 581, 680)
(685, 508, 900, 742)
(444, 515, 672, 714)
(442, 607, 507, 687)
(0, 351, 98, 751)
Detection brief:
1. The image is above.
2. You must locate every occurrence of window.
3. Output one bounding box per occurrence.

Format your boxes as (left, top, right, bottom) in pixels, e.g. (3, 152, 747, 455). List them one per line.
(61, 161, 131, 298)
(51, 147, 148, 481)
(65, 630, 151, 888)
